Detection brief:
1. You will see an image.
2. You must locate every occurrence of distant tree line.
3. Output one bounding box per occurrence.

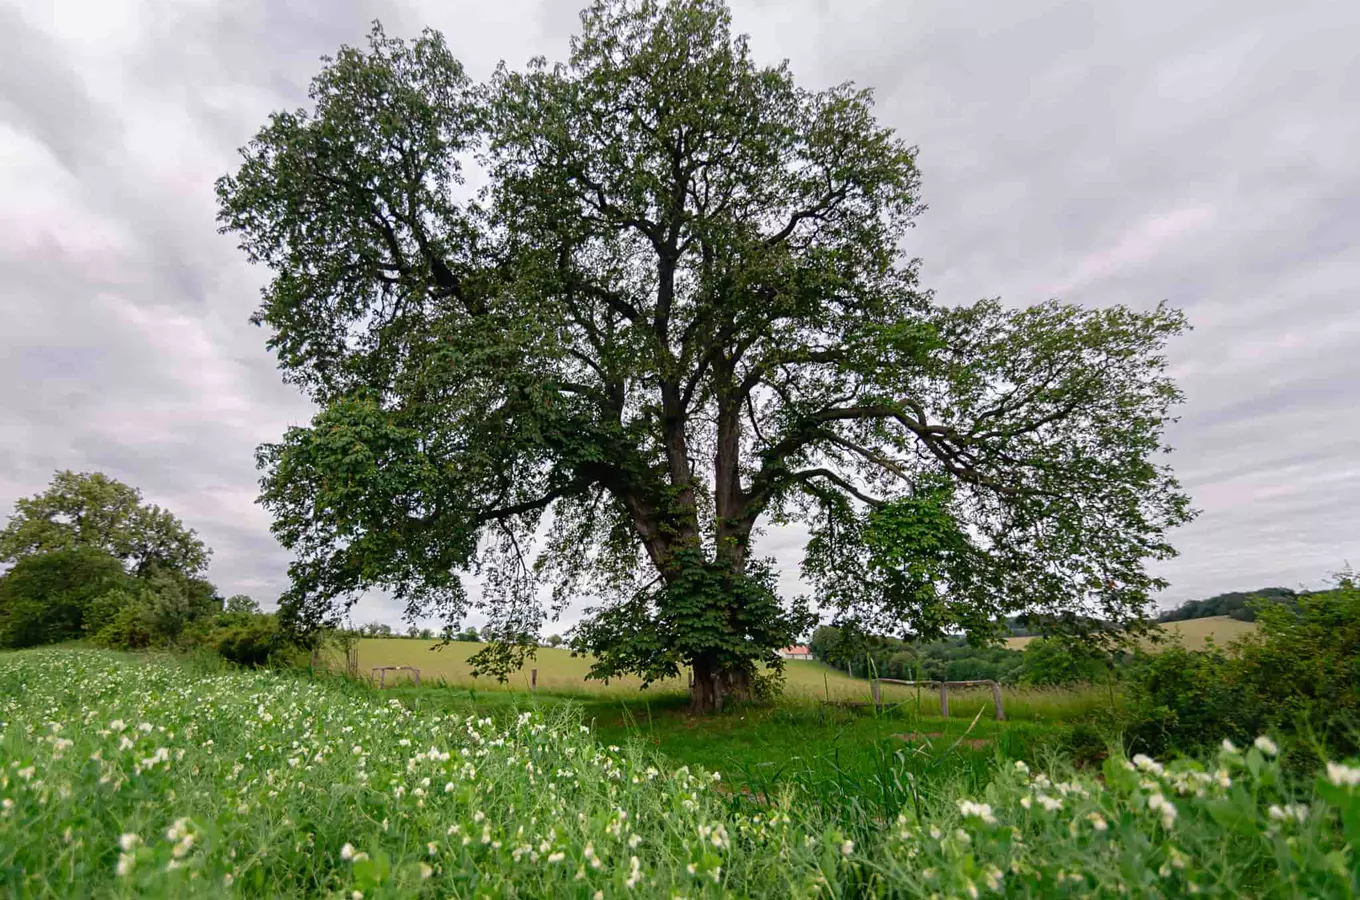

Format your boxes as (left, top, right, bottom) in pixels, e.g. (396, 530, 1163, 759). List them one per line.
(1156, 587, 1297, 623)
(0, 472, 298, 666)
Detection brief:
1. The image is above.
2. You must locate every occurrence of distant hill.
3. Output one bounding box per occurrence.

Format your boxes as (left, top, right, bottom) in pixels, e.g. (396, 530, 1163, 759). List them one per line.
(1157, 587, 1297, 623)
(1005, 615, 1257, 651)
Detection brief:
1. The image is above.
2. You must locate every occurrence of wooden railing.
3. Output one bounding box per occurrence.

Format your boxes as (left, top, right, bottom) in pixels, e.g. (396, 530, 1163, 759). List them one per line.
(868, 678, 1005, 720)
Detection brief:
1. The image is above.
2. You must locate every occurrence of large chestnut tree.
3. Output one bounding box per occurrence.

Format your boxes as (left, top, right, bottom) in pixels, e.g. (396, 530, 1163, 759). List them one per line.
(217, 0, 1192, 711)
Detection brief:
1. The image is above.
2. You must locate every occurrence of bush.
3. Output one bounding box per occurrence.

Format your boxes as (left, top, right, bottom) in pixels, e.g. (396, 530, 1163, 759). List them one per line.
(1017, 637, 1113, 686)
(1125, 575, 1360, 760)
(206, 614, 285, 666)
(0, 548, 131, 647)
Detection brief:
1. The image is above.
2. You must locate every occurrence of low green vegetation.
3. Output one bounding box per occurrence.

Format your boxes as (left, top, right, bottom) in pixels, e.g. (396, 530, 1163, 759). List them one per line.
(1123, 577, 1360, 761)
(0, 471, 302, 666)
(4, 649, 1360, 898)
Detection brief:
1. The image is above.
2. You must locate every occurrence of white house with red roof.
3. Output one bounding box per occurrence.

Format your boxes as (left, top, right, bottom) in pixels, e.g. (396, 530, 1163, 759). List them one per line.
(778, 645, 812, 660)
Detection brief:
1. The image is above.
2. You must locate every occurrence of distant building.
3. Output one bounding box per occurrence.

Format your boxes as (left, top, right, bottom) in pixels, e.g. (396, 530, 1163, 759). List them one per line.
(778, 645, 812, 660)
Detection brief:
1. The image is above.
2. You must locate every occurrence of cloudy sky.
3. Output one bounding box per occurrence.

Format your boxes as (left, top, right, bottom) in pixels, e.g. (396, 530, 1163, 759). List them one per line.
(2, 0, 1357, 631)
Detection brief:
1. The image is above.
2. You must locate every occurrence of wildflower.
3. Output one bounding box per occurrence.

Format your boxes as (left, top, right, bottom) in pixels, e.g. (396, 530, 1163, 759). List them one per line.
(1268, 803, 1308, 823)
(840, 839, 855, 855)
(118, 833, 141, 852)
(548, 851, 565, 863)
(1147, 793, 1177, 828)
(625, 855, 642, 888)
(1325, 762, 1360, 787)
(1013, 760, 1029, 775)
(420, 863, 434, 878)
(1086, 812, 1109, 832)
(1220, 739, 1237, 753)
(958, 799, 997, 825)
(1132, 754, 1164, 775)
(1254, 736, 1279, 757)
(223, 873, 234, 887)
(116, 853, 135, 877)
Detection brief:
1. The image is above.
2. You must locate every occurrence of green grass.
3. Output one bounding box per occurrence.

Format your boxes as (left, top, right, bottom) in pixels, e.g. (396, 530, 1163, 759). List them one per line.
(4, 648, 1359, 898)
(346, 639, 926, 700)
(349, 638, 1111, 719)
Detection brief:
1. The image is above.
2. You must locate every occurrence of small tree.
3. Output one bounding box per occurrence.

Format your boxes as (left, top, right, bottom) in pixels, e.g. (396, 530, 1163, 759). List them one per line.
(545, 634, 564, 648)
(225, 594, 261, 615)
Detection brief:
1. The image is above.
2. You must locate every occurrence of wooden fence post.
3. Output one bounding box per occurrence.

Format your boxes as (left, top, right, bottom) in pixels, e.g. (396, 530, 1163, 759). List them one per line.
(713, 675, 724, 714)
(991, 681, 1004, 720)
(531, 669, 537, 692)
(939, 682, 949, 719)
(871, 679, 881, 710)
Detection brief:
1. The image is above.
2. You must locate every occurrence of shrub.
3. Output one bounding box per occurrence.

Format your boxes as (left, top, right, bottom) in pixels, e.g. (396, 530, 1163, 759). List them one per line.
(206, 613, 285, 666)
(1125, 575, 1360, 760)
(0, 548, 131, 647)
(1017, 636, 1112, 686)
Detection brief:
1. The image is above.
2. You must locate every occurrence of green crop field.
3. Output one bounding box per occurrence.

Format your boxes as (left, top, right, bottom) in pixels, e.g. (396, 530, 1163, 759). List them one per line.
(1004, 615, 1258, 650)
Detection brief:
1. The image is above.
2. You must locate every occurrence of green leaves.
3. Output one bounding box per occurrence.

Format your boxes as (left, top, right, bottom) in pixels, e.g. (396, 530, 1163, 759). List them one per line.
(219, 1, 1193, 695)
(0, 470, 209, 577)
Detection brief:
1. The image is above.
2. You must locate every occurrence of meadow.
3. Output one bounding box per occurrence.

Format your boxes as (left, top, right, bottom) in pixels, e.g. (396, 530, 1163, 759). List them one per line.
(348, 638, 1110, 715)
(1003, 615, 1258, 650)
(3, 649, 1359, 898)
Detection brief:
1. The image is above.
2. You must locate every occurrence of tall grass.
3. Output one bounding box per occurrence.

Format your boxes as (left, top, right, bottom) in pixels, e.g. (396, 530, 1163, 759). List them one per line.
(3, 649, 1358, 898)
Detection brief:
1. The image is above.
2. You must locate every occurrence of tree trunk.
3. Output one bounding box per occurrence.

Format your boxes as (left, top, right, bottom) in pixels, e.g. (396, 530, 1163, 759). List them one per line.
(689, 656, 754, 715)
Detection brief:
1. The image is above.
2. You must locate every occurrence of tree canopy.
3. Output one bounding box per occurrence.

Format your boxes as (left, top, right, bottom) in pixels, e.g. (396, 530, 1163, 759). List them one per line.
(0, 471, 210, 577)
(218, 0, 1192, 710)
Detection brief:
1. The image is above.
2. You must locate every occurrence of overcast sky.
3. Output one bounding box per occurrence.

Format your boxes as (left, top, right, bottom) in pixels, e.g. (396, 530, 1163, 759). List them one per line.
(2, 0, 1357, 631)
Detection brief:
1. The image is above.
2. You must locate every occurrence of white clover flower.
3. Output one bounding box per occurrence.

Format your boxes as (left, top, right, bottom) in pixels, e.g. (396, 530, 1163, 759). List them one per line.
(420, 863, 434, 878)
(624, 855, 642, 888)
(340, 843, 357, 861)
(1086, 812, 1109, 832)
(223, 873, 234, 887)
(1268, 803, 1308, 823)
(118, 833, 141, 852)
(1254, 736, 1279, 757)
(1147, 793, 1177, 827)
(1013, 760, 1029, 775)
(1220, 739, 1237, 753)
(547, 851, 565, 863)
(1326, 761, 1360, 787)
(115, 853, 135, 877)
(1132, 754, 1164, 775)
(840, 839, 855, 855)
(957, 800, 997, 825)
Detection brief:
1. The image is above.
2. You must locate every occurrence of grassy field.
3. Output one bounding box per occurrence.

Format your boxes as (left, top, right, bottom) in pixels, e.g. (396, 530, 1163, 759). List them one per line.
(1003, 615, 1258, 650)
(4, 648, 1356, 898)
(348, 639, 929, 702)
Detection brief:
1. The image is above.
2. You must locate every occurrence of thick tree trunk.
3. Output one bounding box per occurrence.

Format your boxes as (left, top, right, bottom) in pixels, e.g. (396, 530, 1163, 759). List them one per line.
(689, 655, 754, 715)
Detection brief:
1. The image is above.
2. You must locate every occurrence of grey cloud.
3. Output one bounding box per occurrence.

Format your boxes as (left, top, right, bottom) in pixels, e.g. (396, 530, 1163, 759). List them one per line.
(1, 0, 1357, 629)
